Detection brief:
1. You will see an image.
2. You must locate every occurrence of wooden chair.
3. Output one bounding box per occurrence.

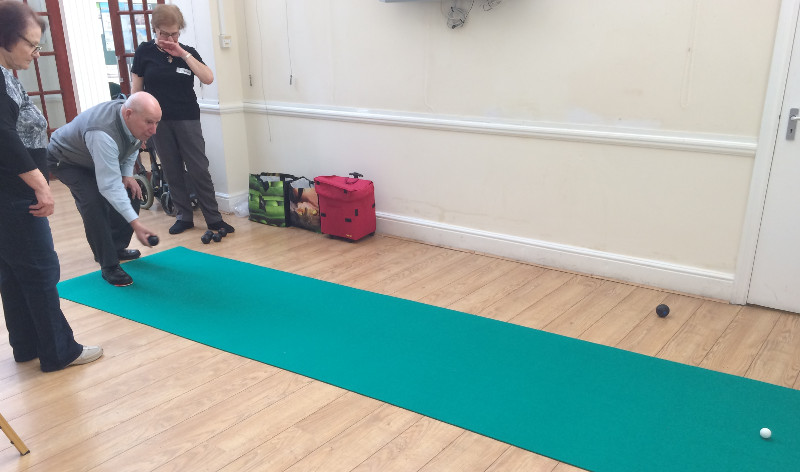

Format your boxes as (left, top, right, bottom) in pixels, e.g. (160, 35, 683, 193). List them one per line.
(0, 412, 29, 455)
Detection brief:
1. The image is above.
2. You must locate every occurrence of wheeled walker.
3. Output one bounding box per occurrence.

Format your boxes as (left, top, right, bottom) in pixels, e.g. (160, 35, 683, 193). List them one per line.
(133, 139, 197, 217)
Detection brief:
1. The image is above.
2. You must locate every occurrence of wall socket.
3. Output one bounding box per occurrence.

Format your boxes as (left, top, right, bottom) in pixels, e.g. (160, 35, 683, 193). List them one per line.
(219, 34, 232, 48)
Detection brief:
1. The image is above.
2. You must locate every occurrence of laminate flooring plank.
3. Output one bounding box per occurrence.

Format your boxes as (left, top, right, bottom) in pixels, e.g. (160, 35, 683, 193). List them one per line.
(350, 416, 464, 472)
(509, 275, 603, 330)
(485, 447, 560, 472)
(580, 287, 667, 346)
(479, 269, 573, 322)
(551, 462, 590, 472)
(417, 431, 510, 472)
(86, 368, 312, 472)
(0, 323, 177, 405)
(292, 236, 407, 282)
(391, 254, 495, 303)
(252, 230, 352, 273)
(283, 404, 421, 472)
(746, 312, 800, 388)
(322, 239, 428, 287)
(3, 341, 213, 432)
(448, 264, 548, 316)
(366, 249, 472, 297)
(657, 300, 741, 366)
(54, 367, 303, 472)
(155, 382, 348, 472)
(700, 305, 781, 377)
(337, 242, 445, 291)
(543, 280, 636, 338)
(217, 391, 382, 472)
(615, 293, 704, 357)
(418, 258, 522, 309)
(16, 352, 254, 471)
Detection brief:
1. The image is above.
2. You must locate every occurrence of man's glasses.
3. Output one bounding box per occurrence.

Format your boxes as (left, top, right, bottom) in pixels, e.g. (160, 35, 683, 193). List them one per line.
(17, 34, 42, 53)
(157, 31, 180, 40)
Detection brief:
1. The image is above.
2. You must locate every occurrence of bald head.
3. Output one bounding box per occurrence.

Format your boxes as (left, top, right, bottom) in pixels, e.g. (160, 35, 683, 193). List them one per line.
(124, 91, 160, 115)
(121, 92, 161, 142)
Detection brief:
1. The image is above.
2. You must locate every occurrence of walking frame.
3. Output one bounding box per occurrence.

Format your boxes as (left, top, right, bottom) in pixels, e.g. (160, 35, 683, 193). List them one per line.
(0, 412, 29, 455)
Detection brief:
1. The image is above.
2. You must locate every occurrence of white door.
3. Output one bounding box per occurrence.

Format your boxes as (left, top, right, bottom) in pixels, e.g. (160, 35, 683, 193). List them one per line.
(748, 7, 800, 314)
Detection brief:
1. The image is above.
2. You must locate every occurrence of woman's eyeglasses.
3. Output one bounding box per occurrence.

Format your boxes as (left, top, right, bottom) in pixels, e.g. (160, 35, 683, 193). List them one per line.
(17, 34, 42, 53)
(157, 31, 180, 40)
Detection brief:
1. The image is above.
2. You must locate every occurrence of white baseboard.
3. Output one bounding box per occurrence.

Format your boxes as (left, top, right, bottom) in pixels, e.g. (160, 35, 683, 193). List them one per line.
(377, 212, 734, 301)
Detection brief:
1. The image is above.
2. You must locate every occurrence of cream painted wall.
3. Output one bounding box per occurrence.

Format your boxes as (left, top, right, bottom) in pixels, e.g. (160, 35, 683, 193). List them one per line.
(187, 0, 783, 299)
(240, 1, 778, 136)
(243, 113, 753, 272)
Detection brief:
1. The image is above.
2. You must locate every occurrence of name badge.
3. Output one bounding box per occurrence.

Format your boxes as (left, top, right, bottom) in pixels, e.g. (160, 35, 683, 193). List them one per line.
(176, 67, 191, 75)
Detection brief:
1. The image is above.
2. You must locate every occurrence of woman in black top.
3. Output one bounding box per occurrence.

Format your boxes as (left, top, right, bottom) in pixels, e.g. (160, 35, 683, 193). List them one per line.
(0, 1, 101, 371)
(131, 4, 234, 236)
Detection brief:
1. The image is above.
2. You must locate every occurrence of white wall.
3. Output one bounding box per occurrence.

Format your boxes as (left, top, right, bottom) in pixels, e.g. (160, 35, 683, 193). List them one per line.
(217, 0, 781, 299)
(240, 0, 777, 136)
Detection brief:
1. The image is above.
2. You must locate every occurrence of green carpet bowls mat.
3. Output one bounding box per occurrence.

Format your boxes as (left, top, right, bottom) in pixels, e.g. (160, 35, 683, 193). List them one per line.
(58, 247, 800, 471)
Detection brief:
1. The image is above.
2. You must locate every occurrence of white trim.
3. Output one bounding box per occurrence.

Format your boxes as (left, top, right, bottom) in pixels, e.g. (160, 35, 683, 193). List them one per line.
(731, 0, 800, 304)
(198, 100, 243, 115)
(239, 101, 757, 156)
(378, 212, 734, 301)
(201, 99, 756, 155)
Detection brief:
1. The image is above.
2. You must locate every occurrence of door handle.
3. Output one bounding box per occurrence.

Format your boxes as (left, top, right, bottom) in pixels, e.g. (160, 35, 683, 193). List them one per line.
(788, 108, 800, 140)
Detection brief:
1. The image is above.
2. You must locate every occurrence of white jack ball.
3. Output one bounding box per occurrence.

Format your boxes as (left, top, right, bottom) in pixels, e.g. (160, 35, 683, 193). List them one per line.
(760, 427, 772, 439)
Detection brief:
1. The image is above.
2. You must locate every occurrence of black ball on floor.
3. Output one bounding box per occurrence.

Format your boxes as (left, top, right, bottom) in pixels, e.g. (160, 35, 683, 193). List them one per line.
(212, 232, 222, 242)
(201, 233, 212, 244)
(656, 304, 670, 318)
(147, 235, 159, 246)
(218, 227, 228, 237)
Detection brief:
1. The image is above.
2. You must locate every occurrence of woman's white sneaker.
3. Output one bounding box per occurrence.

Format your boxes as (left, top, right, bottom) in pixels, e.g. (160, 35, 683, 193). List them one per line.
(69, 346, 103, 366)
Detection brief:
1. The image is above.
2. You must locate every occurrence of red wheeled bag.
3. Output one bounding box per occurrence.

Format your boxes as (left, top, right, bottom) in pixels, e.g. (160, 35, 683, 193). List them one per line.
(314, 173, 376, 241)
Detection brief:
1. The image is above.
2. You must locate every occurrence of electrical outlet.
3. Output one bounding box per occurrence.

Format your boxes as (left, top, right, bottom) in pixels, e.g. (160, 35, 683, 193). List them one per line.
(219, 34, 232, 48)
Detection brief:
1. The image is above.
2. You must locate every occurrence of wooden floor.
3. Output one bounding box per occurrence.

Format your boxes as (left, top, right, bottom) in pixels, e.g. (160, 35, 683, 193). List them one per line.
(1, 180, 799, 472)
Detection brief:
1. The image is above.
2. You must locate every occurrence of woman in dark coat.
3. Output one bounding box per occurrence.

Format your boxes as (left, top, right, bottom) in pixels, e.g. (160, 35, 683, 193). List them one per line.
(0, 0, 101, 371)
